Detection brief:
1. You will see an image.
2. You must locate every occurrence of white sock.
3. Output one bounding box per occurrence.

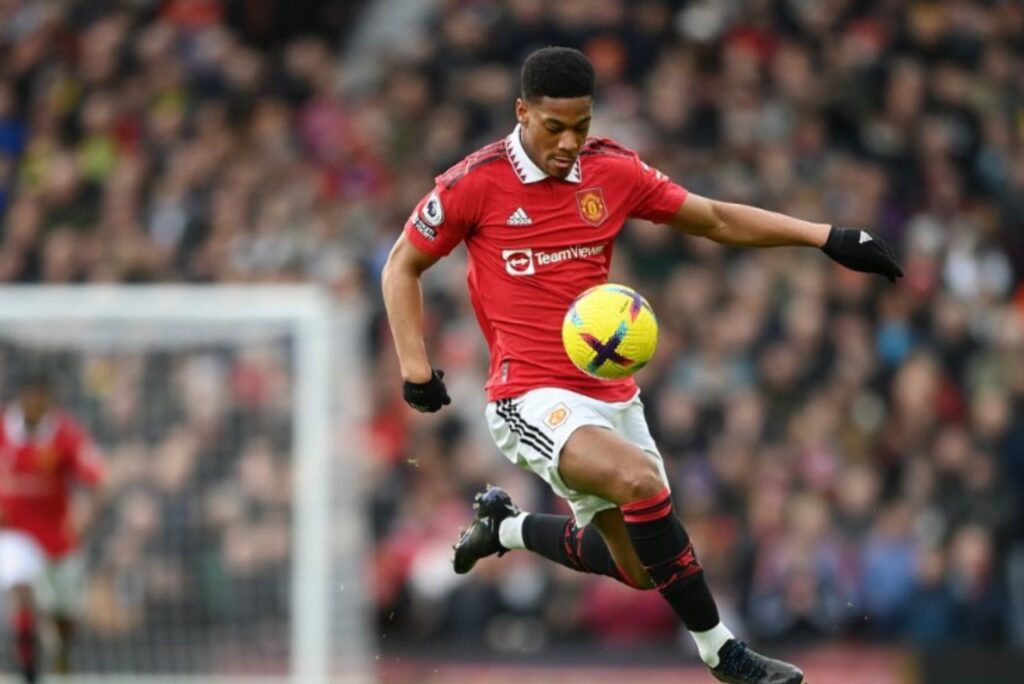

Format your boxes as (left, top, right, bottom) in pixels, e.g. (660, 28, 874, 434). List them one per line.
(497, 512, 528, 550)
(690, 622, 734, 668)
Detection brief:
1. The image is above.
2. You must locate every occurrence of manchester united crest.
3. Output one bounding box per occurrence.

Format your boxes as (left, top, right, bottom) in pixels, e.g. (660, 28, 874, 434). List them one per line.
(576, 187, 608, 227)
(35, 446, 59, 472)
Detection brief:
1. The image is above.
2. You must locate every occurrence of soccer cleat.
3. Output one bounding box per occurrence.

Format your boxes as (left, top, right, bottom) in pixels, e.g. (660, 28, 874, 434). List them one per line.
(452, 486, 521, 575)
(710, 639, 805, 684)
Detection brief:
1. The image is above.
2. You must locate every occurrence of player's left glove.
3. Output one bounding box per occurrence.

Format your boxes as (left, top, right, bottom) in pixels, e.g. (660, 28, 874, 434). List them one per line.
(822, 226, 904, 283)
(402, 369, 451, 413)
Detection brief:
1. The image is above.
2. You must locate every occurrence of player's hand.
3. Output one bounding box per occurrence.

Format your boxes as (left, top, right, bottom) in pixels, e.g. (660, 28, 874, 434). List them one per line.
(71, 511, 94, 539)
(402, 369, 451, 413)
(822, 226, 904, 283)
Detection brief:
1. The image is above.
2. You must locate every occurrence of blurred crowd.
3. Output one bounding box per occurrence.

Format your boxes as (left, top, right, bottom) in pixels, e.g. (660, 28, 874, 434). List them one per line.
(0, 0, 363, 289)
(0, 0, 1022, 667)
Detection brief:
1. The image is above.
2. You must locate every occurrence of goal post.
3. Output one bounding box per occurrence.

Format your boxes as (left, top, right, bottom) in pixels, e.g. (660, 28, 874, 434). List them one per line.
(0, 285, 371, 684)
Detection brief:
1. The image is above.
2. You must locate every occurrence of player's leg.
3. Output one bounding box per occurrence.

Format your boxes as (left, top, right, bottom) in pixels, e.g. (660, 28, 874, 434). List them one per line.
(454, 393, 648, 586)
(518, 506, 652, 588)
(53, 615, 75, 673)
(588, 507, 653, 588)
(559, 426, 722, 632)
(560, 426, 804, 684)
(45, 553, 86, 674)
(0, 531, 45, 683)
(9, 584, 40, 683)
(453, 485, 646, 586)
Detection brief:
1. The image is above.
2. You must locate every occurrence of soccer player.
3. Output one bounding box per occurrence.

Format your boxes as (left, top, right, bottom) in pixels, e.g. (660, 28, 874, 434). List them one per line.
(381, 47, 902, 683)
(0, 370, 106, 682)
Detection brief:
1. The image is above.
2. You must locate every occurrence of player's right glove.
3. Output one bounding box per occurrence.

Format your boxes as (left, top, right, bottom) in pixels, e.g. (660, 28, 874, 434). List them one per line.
(402, 369, 451, 413)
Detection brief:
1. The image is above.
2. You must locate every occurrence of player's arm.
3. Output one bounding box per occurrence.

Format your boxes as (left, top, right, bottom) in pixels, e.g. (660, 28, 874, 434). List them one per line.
(382, 233, 438, 383)
(667, 193, 904, 282)
(669, 193, 828, 247)
(69, 434, 108, 539)
(72, 480, 107, 539)
(381, 233, 452, 412)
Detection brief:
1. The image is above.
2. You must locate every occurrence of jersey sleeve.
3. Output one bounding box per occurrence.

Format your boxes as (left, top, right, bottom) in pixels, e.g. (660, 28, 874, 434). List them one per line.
(403, 180, 475, 258)
(63, 419, 105, 486)
(628, 157, 689, 224)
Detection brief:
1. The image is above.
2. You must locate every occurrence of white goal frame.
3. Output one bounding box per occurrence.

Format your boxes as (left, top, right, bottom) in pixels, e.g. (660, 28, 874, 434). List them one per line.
(0, 285, 371, 684)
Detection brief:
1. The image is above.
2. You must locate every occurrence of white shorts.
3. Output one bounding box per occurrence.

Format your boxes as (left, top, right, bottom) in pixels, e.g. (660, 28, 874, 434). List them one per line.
(0, 530, 85, 617)
(486, 387, 669, 526)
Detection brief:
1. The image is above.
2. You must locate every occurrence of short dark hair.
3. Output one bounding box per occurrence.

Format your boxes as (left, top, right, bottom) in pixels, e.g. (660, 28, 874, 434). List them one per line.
(521, 47, 595, 101)
(16, 364, 52, 393)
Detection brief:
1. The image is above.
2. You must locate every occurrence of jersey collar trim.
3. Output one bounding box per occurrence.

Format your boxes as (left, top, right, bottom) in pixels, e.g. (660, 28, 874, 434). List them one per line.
(3, 406, 57, 445)
(505, 125, 581, 184)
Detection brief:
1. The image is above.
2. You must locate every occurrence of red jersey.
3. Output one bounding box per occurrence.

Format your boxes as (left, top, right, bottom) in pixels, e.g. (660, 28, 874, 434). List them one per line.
(404, 126, 688, 402)
(0, 407, 104, 557)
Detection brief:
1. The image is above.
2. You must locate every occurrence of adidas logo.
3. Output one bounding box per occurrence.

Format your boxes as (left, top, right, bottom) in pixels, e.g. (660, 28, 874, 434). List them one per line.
(506, 207, 533, 226)
(859, 230, 872, 244)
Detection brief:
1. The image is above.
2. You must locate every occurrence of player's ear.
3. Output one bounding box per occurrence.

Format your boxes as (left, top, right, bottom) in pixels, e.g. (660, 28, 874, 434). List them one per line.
(515, 98, 528, 126)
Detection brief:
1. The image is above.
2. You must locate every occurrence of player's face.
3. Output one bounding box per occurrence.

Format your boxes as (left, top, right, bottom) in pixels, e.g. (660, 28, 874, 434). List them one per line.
(516, 96, 593, 179)
(19, 386, 51, 425)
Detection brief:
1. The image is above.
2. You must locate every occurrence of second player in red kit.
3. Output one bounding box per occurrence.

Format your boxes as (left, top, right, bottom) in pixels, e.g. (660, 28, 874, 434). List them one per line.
(0, 371, 106, 682)
(383, 47, 902, 684)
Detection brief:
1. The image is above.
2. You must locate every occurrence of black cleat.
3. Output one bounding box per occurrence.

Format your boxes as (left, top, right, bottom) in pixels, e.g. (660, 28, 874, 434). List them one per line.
(452, 486, 521, 575)
(710, 639, 805, 684)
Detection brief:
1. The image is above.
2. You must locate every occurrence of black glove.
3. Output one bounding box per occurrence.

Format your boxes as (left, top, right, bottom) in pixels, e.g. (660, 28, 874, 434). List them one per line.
(822, 226, 904, 283)
(402, 369, 451, 413)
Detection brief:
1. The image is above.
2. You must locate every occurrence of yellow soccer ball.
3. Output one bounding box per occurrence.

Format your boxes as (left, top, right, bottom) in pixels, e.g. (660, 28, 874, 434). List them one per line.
(562, 283, 659, 380)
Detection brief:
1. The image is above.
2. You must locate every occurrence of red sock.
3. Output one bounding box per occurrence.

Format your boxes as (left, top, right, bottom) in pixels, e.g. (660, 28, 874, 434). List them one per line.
(14, 606, 38, 681)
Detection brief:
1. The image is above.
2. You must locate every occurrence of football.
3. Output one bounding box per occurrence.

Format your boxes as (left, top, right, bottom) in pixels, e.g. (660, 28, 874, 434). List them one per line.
(562, 283, 659, 380)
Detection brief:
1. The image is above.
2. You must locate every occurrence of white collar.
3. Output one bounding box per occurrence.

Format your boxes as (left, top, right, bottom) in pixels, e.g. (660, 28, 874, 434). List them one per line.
(4, 405, 56, 445)
(504, 124, 582, 184)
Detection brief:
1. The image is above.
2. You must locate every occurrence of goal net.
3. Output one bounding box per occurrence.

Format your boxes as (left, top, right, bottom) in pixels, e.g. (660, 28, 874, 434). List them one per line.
(0, 286, 371, 684)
